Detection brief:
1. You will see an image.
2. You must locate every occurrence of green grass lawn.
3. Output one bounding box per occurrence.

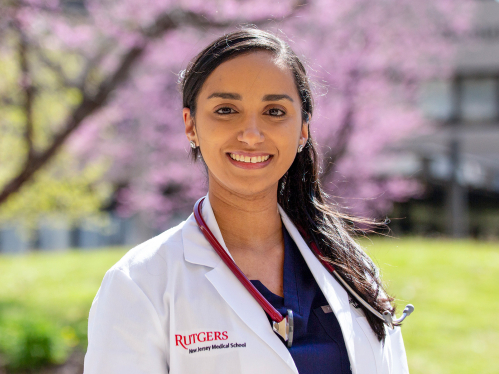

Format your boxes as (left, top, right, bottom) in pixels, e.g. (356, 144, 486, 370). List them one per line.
(0, 247, 129, 371)
(363, 238, 499, 374)
(0, 238, 498, 373)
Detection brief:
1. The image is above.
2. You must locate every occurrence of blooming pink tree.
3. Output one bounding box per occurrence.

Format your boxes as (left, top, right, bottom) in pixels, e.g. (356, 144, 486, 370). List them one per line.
(289, 0, 471, 216)
(0, 0, 471, 225)
(0, 0, 301, 223)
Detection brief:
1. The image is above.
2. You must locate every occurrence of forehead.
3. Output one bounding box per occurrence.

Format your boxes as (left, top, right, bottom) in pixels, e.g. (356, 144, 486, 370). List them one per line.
(199, 51, 299, 100)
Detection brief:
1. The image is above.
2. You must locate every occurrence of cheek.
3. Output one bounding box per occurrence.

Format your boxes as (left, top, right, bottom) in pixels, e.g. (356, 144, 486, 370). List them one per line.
(281, 143, 299, 169)
(196, 122, 234, 167)
(277, 124, 301, 152)
(197, 119, 224, 147)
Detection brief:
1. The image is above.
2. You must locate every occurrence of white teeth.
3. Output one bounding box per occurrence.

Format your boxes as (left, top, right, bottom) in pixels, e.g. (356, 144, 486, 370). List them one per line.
(229, 154, 270, 163)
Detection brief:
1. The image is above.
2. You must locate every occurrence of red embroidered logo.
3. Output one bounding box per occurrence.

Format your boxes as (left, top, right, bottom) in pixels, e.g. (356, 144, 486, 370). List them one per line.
(175, 331, 228, 350)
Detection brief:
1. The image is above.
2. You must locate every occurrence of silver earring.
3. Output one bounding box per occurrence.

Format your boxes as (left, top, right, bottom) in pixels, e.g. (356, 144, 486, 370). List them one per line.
(190, 141, 196, 149)
(297, 144, 304, 153)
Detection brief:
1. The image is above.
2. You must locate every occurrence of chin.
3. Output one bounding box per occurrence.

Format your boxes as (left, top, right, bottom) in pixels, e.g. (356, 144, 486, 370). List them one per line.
(229, 182, 278, 198)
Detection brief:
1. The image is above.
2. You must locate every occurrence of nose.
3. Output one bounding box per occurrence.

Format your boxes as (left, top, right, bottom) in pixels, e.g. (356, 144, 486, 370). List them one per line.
(237, 114, 264, 146)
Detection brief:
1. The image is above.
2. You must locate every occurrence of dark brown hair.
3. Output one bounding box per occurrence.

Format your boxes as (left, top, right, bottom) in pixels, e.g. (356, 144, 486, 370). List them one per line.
(180, 28, 395, 341)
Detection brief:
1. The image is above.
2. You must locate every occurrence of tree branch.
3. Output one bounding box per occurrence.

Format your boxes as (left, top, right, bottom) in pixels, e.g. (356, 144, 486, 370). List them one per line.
(0, 93, 18, 107)
(15, 22, 35, 163)
(320, 67, 361, 181)
(32, 46, 76, 88)
(75, 42, 113, 91)
(0, 42, 146, 205)
(0, 5, 305, 205)
(320, 30, 372, 183)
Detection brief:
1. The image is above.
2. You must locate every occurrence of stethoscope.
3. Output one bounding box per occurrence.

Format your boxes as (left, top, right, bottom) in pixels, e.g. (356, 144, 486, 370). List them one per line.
(193, 197, 414, 347)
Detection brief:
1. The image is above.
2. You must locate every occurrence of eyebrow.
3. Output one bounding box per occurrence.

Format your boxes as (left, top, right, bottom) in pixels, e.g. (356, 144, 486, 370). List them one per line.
(207, 92, 294, 103)
(262, 94, 294, 102)
(207, 92, 242, 100)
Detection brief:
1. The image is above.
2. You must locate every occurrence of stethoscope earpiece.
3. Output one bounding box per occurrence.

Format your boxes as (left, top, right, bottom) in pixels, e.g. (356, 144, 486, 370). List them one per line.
(383, 304, 415, 328)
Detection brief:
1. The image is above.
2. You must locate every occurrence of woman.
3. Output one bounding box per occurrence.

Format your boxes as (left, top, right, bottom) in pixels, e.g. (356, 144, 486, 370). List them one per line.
(84, 29, 410, 374)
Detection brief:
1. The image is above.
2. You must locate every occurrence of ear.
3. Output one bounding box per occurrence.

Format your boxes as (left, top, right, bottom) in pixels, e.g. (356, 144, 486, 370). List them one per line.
(299, 115, 310, 146)
(183, 108, 198, 146)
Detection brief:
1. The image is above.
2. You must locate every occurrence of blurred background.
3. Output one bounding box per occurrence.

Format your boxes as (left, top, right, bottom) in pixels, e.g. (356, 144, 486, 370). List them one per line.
(0, 0, 497, 373)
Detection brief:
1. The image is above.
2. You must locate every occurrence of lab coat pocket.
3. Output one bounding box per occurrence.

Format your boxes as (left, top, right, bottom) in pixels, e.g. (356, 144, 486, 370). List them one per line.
(355, 316, 392, 374)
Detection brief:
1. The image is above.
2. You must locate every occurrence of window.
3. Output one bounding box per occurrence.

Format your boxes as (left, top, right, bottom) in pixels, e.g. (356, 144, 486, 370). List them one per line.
(419, 81, 454, 120)
(461, 78, 497, 121)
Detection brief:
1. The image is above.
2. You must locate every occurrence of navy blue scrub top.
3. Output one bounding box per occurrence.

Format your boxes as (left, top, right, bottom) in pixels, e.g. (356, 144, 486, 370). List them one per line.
(250, 227, 352, 374)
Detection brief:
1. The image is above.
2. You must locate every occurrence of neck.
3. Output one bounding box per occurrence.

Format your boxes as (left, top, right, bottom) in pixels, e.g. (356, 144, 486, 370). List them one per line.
(208, 182, 283, 255)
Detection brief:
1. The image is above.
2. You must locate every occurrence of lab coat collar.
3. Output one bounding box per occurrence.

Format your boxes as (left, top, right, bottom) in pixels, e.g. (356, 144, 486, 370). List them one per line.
(182, 194, 226, 268)
(279, 206, 358, 374)
(182, 196, 356, 374)
(204, 261, 299, 373)
(182, 196, 298, 373)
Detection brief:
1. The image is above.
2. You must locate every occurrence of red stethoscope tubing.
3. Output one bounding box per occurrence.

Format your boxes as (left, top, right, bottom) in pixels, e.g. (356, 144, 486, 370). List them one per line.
(194, 197, 284, 323)
(297, 227, 336, 274)
(194, 197, 414, 328)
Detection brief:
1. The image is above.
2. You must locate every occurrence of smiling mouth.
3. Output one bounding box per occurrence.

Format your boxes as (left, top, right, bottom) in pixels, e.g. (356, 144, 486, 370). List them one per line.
(228, 153, 271, 163)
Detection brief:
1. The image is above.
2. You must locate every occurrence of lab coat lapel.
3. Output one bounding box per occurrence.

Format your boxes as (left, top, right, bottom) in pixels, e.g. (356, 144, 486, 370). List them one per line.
(205, 264, 298, 373)
(279, 206, 358, 374)
(182, 195, 225, 268)
(182, 196, 298, 374)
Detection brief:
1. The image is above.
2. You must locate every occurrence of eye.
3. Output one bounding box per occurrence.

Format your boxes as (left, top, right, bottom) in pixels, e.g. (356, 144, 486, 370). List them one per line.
(267, 108, 286, 117)
(215, 107, 237, 115)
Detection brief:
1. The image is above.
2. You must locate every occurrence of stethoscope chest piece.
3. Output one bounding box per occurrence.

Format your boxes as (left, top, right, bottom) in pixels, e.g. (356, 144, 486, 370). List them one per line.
(194, 197, 297, 347)
(272, 309, 294, 348)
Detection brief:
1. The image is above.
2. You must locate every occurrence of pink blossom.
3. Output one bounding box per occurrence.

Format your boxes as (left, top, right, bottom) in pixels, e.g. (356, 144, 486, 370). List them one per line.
(2, 0, 473, 224)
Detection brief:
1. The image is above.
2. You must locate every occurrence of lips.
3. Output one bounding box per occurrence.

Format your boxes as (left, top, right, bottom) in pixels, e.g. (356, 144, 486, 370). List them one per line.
(226, 152, 273, 169)
(228, 153, 270, 164)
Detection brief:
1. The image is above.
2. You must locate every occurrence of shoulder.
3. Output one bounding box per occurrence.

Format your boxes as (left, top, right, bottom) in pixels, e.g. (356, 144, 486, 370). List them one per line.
(98, 218, 188, 299)
(89, 218, 193, 327)
(85, 224, 185, 373)
(113, 219, 185, 273)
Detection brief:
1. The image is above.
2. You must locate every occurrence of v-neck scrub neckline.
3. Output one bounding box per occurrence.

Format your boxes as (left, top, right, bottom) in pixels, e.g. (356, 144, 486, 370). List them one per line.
(250, 227, 352, 374)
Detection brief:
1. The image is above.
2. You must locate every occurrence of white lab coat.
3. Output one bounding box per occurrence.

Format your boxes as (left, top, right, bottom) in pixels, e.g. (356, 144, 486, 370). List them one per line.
(84, 195, 409, 374)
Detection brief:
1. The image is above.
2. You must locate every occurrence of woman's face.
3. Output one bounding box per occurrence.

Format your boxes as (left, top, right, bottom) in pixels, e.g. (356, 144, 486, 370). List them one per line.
(184, 51, 308, 198)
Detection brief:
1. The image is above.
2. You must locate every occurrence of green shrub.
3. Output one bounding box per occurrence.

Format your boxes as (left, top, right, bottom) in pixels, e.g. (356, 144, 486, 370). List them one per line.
(0, 313, 69, 372)
(0, 248, 128, 372)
